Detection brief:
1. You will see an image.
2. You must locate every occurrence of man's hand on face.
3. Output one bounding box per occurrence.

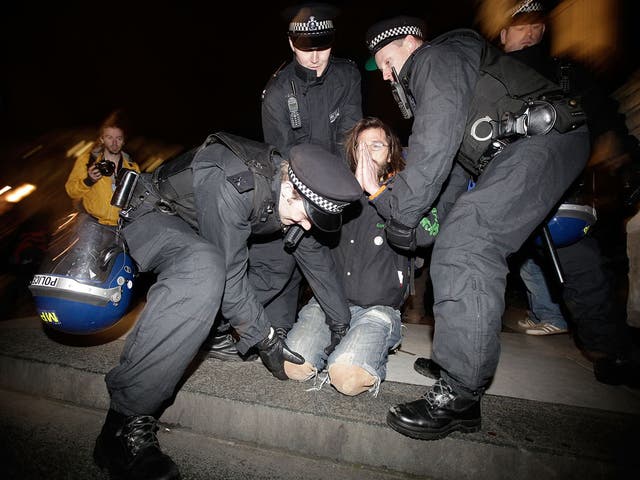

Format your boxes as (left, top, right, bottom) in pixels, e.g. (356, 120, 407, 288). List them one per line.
(355, 143, 381, 195)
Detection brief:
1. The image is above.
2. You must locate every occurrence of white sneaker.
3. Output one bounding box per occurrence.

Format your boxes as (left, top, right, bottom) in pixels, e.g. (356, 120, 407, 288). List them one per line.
(525, 322, 569, 336)
(517, 315, 538, 329)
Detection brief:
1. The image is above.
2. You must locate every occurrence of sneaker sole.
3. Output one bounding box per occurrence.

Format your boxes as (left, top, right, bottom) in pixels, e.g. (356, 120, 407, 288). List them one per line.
(525, 327, 569, 336)
(386, 411, 481, 441)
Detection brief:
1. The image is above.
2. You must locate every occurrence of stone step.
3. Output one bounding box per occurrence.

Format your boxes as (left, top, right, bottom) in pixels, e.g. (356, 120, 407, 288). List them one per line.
(0, 318, 636, 479)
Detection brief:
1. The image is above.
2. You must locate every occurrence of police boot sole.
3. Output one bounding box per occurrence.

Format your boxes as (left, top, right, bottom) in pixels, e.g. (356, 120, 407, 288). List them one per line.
(207, 351, 259, 362)
(386, 411, 481, 441)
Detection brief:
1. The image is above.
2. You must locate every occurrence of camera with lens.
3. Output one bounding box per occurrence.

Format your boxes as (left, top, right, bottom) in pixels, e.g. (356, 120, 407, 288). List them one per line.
(95, 159, 116, 177)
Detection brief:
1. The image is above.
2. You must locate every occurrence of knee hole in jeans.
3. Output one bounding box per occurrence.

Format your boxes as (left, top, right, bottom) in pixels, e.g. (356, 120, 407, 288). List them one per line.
(328, 363, 376, 396)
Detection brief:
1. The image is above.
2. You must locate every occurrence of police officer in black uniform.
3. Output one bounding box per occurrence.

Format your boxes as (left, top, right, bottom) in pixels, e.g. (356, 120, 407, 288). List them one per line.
(248, 2, 364, 338)
(92, 133, 362, 479)
(360, 16, 590, 441)
(499, 0, 640, 384)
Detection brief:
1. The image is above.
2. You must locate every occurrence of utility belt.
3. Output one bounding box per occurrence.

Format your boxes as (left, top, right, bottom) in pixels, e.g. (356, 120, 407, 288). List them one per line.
(471, 96, 586, 176)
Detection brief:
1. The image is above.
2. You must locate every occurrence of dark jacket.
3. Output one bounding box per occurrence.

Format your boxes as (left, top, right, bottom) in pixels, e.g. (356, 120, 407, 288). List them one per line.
(188, 138, 351, 352)
(333, 196, 411, 309)
(371, 29, 563, 228)
(261, 56, 362, 157)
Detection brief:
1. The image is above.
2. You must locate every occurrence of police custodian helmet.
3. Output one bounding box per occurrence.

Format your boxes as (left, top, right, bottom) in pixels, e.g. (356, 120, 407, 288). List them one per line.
(285, 2, 339, 51)
(287, 143, 362, 232)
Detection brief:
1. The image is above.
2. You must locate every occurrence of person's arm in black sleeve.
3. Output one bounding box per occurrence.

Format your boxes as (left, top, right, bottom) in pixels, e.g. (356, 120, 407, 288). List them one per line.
(370, 40, 482, 231)
(293, 232, 351, 355)
(197, 170, 271, 353)
(413, 162, 470, 248)
(203, 177, 303, 378)
(336, 61, 363, 148)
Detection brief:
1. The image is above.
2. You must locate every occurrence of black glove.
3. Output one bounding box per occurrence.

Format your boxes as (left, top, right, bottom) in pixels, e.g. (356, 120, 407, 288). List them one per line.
(256, 328, 304, 380)
(385, 218, 416, 251)
(324, 323, 349, 356)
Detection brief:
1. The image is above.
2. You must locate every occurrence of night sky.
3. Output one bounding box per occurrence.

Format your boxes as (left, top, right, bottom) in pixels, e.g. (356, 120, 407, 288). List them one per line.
(0, 0, 636, 150)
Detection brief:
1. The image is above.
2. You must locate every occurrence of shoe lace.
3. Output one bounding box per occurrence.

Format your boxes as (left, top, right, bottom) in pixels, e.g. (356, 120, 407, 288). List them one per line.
(423, 379, 456, 409)
(122, 415, 160, 457)
(274, 327, 289, 339)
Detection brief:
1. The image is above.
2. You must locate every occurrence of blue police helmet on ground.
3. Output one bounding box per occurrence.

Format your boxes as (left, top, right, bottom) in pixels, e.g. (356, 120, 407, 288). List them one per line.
(28, 213, 136, 334)
(536, 203, 597, 248)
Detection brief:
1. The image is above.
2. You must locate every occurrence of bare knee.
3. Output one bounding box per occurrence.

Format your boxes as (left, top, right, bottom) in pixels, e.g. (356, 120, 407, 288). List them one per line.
(328, 364, 376, 396)
(284, 360, 315, 381)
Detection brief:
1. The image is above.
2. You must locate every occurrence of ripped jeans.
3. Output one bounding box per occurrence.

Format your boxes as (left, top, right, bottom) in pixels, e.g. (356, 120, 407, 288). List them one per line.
(286, 298, 402, 396)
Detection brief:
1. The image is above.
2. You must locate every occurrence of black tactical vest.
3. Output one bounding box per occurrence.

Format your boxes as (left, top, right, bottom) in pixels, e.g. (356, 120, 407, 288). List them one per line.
(432, 30, 581, 176)
(153, 132, 280, 233)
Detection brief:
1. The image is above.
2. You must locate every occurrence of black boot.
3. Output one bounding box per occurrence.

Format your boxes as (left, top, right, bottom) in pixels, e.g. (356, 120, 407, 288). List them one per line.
(93, 409, 180, 479)
(201, 330, 258, 362)
(387, 378, 481, 440)
(593, 355, 640, 387)
(413, 357, 442, 380)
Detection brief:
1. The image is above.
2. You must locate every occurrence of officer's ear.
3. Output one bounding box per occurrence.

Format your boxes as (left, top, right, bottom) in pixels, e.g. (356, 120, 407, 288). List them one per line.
(288, 37, 296, 53)
(500, 28, 507, 46)
(280, 181, 295, 204)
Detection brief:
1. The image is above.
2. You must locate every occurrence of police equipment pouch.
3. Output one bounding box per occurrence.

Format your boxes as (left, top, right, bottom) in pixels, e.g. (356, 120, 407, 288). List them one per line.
(390, 67, 413, 120)
(492, 100, 556, 139)
(385, 218, 416, 251)
(544, 95, 586, 133)
(283, 224, 305, 252)
(287, 81, 302, 129)
(111, 169, 139, 209)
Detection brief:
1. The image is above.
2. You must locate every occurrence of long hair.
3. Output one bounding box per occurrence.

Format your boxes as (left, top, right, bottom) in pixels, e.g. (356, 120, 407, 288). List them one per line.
(343, 116, 405, 179)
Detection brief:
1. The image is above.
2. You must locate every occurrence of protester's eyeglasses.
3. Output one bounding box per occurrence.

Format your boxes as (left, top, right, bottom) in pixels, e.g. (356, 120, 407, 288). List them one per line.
(359, 141, 389, 152)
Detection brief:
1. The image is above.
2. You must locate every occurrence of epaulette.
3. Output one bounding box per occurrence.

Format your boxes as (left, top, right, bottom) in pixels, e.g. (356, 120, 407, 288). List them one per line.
(261, 61, 288, 101)
(227, 170, 255, 193)
(332, 56, 358, 68)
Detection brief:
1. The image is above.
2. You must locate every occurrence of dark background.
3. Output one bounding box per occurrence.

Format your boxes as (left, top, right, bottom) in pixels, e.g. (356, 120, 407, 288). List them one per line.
(0, 0, 637, 151)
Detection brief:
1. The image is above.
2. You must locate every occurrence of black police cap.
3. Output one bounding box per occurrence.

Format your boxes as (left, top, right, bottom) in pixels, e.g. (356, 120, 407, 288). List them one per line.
(284, 2, 339, 51)
(365, 15, 426, 55)
(288, 144, 362, 232)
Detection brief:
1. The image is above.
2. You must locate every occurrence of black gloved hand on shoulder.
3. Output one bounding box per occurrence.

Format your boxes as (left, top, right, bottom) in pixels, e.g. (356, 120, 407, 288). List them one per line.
(256, 328, 304, 380)
(325, 323, 349, 356)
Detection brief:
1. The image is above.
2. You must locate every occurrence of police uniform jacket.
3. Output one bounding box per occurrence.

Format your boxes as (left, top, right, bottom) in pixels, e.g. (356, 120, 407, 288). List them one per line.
(261, 56, 362, 157)
(65, 149, 139, 226)
(371, 30, 565, 229)
(189, 139, 351, 353)
(333, 196, 411, 309)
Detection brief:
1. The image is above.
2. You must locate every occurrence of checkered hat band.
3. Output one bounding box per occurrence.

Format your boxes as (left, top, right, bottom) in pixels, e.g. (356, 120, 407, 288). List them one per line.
(512, 0, 544, 16)
(289, 19, 334, 33)
(288, 166, 346, 213)
(368, 25, 423, 51)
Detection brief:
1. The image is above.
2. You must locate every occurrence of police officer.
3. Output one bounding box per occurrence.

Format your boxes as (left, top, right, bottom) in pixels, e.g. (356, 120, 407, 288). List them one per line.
(360, 16, 590, 440)
(248, 2, 364, 339)
(499, 0, 639, 383)
(93, 133, 362, 479)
